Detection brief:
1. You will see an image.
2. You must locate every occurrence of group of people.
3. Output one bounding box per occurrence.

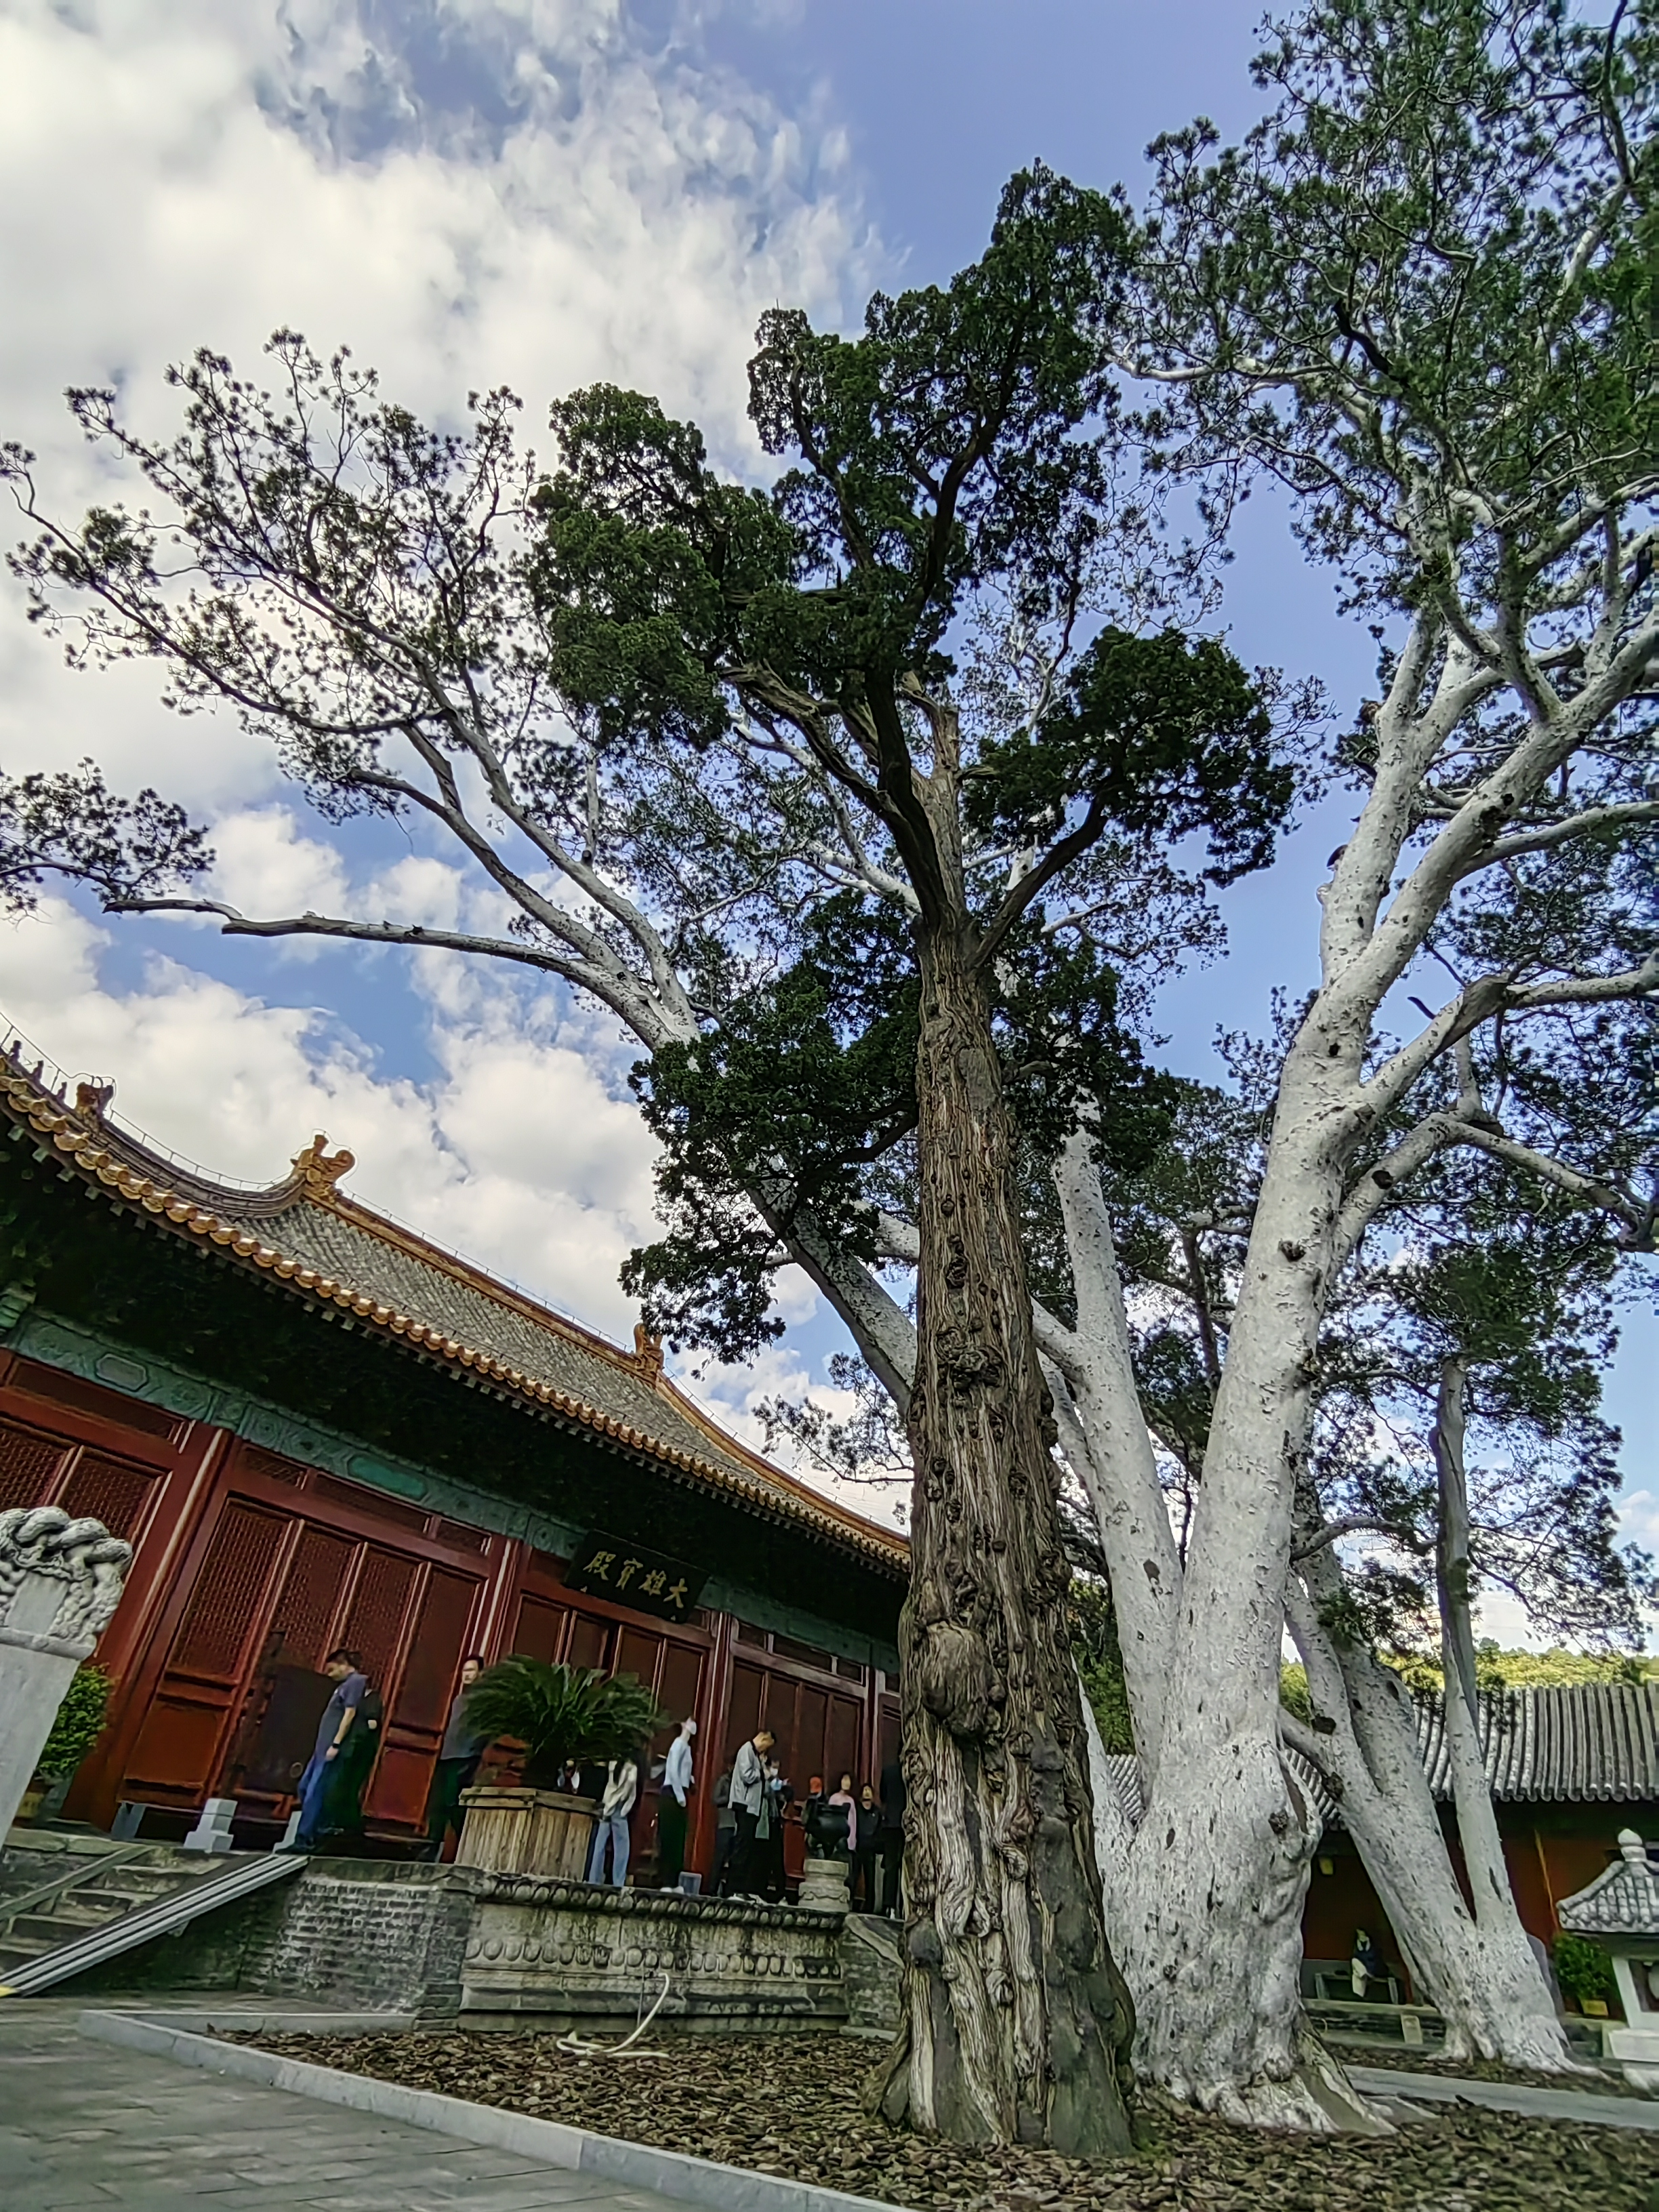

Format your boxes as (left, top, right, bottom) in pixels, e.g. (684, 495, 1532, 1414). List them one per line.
(582, 1716, 698, 1889)
(293, 1653, 907, 1919)
(706, 1732, 907, 1914)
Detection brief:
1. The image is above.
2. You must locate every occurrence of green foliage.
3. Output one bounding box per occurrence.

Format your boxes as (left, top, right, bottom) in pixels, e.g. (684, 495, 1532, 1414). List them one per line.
(462, 1658, 666, 1790)
(625, 893, 1178, 1357)
(1553, 1931, 1618, 2008)
(35, 1661, 112, 1780)
(0, 761, 209, 916)
(1068, 1578, 1134, 1755)
(968, 626, 1290, 887)
(1381, 1643, 1658, 1696)
(1141, 0, 1658, 611)
(2, 173, 1304, 1387)
(1279, 1662, 1314, 1727)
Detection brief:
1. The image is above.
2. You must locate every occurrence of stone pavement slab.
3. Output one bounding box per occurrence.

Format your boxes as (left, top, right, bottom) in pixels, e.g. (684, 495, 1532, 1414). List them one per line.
(0, 2003, 687, 2212)
(1350, 2062, 1659, 2133)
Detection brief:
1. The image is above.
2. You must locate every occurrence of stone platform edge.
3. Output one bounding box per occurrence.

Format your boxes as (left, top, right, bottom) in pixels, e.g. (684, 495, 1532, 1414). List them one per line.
(77, 2006, 912, 2212)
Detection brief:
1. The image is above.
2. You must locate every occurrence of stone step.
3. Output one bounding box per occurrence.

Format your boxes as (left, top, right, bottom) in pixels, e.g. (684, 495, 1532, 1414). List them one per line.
(0, 1931, 60, 1961)
(74, 1881, 195, 1910)
(9, 1906, 127, 1942)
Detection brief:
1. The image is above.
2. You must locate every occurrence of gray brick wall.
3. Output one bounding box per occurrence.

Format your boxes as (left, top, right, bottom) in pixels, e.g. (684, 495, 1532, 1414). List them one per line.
(69, 1860, 483, 2015)
(241, 1863, 483, 2017)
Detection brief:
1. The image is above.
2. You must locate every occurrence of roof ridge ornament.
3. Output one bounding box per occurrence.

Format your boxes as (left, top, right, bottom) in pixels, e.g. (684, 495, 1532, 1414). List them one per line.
(73, 1080, 114, 1122)
(292, 1132, 356, 1197)
(633, 1322, 665, 1385)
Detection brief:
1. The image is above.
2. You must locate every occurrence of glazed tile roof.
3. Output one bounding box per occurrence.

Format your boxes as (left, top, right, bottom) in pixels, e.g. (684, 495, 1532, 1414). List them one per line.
(1103, 1684, 1659, 1835)
(0, 1049, 907, 1576)
(1558, 1832, 1659, 1937)
(1413, 1683, 1659, 1803)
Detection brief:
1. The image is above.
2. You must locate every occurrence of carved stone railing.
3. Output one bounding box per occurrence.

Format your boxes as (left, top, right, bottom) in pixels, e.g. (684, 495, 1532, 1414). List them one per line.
(461, 1872, 848, 2028)
(0, 1505, 131, 1837)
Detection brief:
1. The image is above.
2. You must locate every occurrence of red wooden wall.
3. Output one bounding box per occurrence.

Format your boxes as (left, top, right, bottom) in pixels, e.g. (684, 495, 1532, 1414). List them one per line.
(0, 1349, 894, 1881)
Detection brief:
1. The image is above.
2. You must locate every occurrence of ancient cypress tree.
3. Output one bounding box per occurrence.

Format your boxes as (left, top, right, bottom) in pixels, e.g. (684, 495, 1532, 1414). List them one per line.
(525, 169, 1288, 2152)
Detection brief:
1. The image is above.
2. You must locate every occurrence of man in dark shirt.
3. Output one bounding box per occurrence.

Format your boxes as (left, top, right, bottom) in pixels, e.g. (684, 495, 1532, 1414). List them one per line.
(878, 1757, 905, 1917)
(424, 1654, 487, 1860)
(291, 1647, 368, 1849)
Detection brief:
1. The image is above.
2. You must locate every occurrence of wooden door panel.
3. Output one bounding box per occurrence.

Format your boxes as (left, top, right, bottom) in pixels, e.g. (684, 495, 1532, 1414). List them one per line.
(617, 1624, 663, 1694)
(396, 1567, 482, 1734)
(825, 1692, 862, 1794)
(567, 1613, 613, 1672)
(58, 1452, 161, 1542)
(169, 1499, 288, 1680)
(365, 1739, 436, 1826)
(792, 1683, 830, 1790)
(726, 1660, 763, 1766)
(511, 1593, 570, 1662)
(0, 1416, 70, 1511)
(266, 1523, 356, 1671)
(657, 1643, 703, 1741)
(123, 1689, 234, 1801)
(342, 1546, 419, 1692)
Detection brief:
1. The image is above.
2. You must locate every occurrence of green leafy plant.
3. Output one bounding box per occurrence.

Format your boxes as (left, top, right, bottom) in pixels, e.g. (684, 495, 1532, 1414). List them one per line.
(1553, 1932, 1617, 2009)
(35, 1661, 112, 1780)
(462, 1658, 666, 1790)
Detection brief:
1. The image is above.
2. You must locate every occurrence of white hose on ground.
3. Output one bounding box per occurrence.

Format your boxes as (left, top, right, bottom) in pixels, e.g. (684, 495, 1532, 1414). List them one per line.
(554, 1971, 673, 2060)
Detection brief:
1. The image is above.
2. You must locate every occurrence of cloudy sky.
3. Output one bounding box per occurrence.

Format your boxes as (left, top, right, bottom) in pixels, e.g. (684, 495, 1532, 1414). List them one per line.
(0, 0, 1652, 1626)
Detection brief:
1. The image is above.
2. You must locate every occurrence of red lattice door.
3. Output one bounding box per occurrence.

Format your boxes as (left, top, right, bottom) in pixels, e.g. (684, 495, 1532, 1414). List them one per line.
(120, 1498, 289, 1808)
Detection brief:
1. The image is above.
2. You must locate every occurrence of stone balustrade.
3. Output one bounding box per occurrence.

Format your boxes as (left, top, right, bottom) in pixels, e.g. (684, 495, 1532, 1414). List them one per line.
(461, 1872, 849, 2030)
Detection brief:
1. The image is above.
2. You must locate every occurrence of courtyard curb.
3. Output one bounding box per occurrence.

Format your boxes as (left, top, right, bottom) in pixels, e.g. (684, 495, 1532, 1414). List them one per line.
(78, 2007, 914, 2212)
(1348, 2063, 1659, 2133)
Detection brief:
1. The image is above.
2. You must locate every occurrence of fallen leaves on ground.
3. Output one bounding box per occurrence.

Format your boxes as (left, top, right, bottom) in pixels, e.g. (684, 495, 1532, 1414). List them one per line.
(243, 2029, 1659, 2212)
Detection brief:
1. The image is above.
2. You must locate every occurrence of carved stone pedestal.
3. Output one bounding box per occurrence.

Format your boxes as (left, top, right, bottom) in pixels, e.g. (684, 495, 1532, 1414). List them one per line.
(0, 1506, 129, 1839)
(796, 1855, 851, 1914)
(455, 1786, 594, 1880)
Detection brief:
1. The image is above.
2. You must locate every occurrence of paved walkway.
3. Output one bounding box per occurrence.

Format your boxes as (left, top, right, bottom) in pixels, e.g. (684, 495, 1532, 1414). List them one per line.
(0, 2003, 687, 2212)
(1351, 2063, 1659, 2133)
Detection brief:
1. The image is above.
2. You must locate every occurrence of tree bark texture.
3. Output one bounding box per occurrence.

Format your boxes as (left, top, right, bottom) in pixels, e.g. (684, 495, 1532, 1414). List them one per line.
(1433, 1363, 1576, 2070)
(1114, 1045, 1380, 2129)
(880, 919, 1134, 2156)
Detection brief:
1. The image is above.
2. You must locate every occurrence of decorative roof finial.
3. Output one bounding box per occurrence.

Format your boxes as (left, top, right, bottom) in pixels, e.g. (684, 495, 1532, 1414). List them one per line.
(73, 1080, 115, 1122)
(292, 1132, 356, 1197)
(633, 1322, 665, 1384)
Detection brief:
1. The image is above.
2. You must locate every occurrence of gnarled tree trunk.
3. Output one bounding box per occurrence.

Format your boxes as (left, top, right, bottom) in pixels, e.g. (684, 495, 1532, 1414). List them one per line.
(876, 916, 1134, 2156)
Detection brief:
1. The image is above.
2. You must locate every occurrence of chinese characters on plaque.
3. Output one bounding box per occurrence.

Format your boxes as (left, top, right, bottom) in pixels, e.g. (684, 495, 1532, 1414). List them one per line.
(565, 1532, 708, 1621)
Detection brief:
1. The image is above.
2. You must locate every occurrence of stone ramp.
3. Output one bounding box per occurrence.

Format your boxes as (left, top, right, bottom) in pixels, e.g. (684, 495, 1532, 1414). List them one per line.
(0, 1845, 302, 1996)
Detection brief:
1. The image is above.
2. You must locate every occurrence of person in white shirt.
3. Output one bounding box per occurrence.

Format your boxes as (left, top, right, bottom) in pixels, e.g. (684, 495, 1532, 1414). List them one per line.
(723, 1727, 775, 1899)
(658, 1717, 697, 1889)
(586, 1754, 639, 1886)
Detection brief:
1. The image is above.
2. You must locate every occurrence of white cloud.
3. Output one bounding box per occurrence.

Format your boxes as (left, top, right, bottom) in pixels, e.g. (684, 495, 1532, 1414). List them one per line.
(0, 0, 886, 1477)
(0, 895, 657, 1335)
(204, 810, 354, 949)
(0, 0, 871, 806)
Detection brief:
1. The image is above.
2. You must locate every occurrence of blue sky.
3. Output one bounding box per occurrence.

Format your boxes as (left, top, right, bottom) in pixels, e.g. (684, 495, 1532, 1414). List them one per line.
(0, 0, 1650, 1625)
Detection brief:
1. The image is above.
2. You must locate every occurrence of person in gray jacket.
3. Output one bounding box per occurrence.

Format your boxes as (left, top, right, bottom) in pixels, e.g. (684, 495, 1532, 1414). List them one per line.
(723, 1727, 774, 1899)
(422, 1654, 488, 1860)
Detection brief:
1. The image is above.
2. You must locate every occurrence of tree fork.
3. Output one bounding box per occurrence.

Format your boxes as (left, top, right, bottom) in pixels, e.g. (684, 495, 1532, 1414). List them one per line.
(882, 914, 1134, 2156)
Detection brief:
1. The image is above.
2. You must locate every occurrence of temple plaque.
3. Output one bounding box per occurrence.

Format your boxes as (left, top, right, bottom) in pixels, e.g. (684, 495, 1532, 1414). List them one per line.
(564, 1532, 707, 1621)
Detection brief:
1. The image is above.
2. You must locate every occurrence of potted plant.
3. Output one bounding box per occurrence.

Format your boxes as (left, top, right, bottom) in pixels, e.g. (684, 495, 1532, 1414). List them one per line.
(19, 1662, 113, 1823)
(1554, 1930, 1618, 2018)
(454, 1657, 666, 1880)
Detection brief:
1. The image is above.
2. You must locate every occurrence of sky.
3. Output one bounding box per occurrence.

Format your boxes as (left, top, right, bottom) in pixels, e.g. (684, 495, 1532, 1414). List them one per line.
(0, 0, 1651, 1638)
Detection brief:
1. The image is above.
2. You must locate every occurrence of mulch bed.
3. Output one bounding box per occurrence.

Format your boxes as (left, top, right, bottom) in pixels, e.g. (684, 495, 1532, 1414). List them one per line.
(243, 2028, 1659, 2211)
